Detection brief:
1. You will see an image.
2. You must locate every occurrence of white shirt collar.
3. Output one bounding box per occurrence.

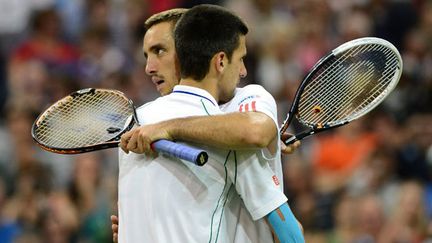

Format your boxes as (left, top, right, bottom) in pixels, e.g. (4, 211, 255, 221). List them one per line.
(172, 85, 218, 107)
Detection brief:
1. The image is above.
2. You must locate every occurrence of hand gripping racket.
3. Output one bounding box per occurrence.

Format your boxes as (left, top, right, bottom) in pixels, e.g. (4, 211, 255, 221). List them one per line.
(31, 88, 208, 166)
(280, 37, 403, 145)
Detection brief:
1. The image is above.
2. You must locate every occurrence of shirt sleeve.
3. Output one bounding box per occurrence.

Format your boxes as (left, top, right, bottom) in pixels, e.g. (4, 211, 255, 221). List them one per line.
(235, 85, 280, 159)
(235, 85, 278, 129)
(226, 150, 287, 220)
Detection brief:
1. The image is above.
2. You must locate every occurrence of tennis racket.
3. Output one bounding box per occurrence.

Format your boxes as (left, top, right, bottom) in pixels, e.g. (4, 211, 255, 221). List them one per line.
(31, 88, 208, 166)
(280, 37, 403, 145)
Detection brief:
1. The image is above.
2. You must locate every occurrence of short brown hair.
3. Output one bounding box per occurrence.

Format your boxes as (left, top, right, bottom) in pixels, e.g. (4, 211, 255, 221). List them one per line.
(144, 8, 188, 30)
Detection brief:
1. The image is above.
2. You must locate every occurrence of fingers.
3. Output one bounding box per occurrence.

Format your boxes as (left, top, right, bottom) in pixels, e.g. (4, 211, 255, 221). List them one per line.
(143, 140, 158, 158)
(120, 131, 133, 153)
(280, 142, 292, 154)
(137, 133, 153, 155)
(281, 140, 301, 154)
(120, 124, 172, 155)
(112, 223, 118, 233)
(126, 130, 140, 153)
(111, 215, 118, 224)
(281, 142, 294, 154)
(111, 215, 119, 243)
(120, 127, 156, 155)
(280, 132, 301, 154)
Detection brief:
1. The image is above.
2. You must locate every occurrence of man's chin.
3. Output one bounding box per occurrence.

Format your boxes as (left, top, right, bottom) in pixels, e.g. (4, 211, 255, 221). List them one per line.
(158, 86, 172, 96)
(159, 89, 168, 96)
(156, 81, 177, 96)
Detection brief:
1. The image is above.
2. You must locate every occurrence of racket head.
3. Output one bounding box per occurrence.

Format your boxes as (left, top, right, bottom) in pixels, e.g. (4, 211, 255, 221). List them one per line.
(32, 88, 136, 154)
(281, 37, 402, 134)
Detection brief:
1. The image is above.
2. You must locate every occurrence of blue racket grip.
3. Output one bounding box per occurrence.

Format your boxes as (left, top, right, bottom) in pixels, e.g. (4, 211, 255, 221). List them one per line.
(151, 140, 208, 166)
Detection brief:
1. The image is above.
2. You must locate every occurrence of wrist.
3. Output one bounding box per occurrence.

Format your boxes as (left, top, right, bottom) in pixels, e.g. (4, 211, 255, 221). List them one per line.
(160, 119, 179, 141)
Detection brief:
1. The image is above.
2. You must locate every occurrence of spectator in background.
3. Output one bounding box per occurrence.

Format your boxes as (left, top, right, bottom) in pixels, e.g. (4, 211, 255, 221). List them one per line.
(354, 194, 386, 243)
(283, 155, 316, 233)
(0, 176, 20, 243)
(78, 27, 128, 86)
(255, 21, 302, 102)
(54, 0, 86, 43)
(370, 0, 418, 51)
(0, 101, 52, 243)
(348, 148, 400, 217)
(68, 154, 111, 242)
(307, 120, 377, 232)
(311, 120, 377, 194)
(0, 55, 6, 115)
(9, 8, 79, 75)
(378, 181, 428, 242)
(8, 8, 80, 110)
(398, 29, 432, 118)
(36, 192, 79, 243)
(324, 194, 359, 243)
(3, 101, 53, 193)
(396, 114, 431, 181)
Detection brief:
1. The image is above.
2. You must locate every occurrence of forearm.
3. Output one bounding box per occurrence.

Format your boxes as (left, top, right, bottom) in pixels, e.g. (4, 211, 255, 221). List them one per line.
(266, 203, 305, 243)
(166, 112, 277, 149)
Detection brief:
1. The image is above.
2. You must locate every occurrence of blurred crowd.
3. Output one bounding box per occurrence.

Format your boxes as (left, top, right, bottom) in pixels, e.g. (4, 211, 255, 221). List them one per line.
(0, 0, 431, 242)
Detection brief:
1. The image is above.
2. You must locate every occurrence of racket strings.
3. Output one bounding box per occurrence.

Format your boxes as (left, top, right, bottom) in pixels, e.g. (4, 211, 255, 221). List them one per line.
(299, 47, 377, 123)
(301, 62, 383, 125)
(35, 90, 132, 149)
(312, 52, 383, 120)
(302, 55, 396, 124)
(305, 44, 384, 107)
(298, 44, 400, 126)
(325, 48, 399, 120)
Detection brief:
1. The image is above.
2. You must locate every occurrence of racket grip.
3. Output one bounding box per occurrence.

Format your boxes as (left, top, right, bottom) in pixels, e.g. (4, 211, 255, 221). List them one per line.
(151, 140, 208, 166)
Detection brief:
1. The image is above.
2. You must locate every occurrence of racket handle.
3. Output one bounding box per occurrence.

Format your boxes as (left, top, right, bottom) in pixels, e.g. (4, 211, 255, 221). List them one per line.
(151, 140, 208, 166)
(283, 135, 298, 145)
(284, 131, 315, 145)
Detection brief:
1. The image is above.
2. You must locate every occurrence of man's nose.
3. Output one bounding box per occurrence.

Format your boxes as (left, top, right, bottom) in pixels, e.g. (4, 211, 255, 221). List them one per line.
(145, 58, 157, 75)
(240, 65, 247, 78)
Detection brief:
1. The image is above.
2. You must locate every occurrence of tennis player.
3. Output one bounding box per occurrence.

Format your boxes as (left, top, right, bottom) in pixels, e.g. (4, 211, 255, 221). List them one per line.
(117, 5, 303, 243)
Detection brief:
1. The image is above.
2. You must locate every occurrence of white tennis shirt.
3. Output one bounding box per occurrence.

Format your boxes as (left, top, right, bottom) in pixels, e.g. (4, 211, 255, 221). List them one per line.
(118, 85, 287, 243)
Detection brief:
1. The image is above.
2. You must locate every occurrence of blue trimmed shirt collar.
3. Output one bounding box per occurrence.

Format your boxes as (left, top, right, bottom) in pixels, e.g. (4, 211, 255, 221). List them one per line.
(172, 85, 218, 107)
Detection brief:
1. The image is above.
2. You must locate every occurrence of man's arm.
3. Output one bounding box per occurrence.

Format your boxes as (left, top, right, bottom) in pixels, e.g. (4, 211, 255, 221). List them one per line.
(266, 203, 305, 243)
(168, 111, 276, 149)
(120, 111, 300, 154)
(120, 111, 276, 154)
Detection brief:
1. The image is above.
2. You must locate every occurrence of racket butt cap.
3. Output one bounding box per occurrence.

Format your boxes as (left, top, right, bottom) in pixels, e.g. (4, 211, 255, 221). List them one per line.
(196, 152, 208, 166)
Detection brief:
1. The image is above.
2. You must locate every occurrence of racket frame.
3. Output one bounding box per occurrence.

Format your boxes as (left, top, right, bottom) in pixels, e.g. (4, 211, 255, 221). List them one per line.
(280, 37, 403, 144)
(31, 88, 136, 154)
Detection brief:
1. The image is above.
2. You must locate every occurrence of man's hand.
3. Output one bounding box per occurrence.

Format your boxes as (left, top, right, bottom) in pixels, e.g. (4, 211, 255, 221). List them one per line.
(280, 132, 301, 154)
(111, 215, 119, 243)
(119, 122, 173, 155)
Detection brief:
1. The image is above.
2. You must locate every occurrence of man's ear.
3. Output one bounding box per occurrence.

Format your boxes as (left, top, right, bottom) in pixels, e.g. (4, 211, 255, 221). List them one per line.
(214, 52, 226, 73)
